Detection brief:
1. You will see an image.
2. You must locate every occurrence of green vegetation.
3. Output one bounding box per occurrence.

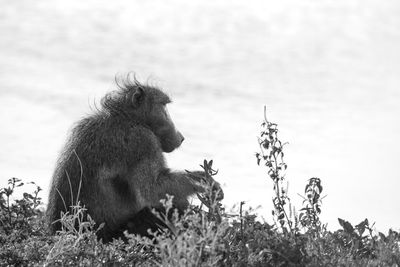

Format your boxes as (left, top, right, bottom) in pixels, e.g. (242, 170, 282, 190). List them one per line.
(1, 109, 399, 266)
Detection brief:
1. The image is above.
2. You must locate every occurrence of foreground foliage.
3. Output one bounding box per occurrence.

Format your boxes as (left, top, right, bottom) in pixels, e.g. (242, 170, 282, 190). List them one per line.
(1, 109, 399, 266)
(1, 178, 399, 266)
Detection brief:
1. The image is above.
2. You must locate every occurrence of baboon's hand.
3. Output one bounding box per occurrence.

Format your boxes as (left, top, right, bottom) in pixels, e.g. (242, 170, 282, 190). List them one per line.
(185, 171, 206, 182)
(186, 170, 224, 201)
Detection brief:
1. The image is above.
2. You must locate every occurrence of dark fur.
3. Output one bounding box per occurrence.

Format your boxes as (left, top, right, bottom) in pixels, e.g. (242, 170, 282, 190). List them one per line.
(47, 78, 218, 242)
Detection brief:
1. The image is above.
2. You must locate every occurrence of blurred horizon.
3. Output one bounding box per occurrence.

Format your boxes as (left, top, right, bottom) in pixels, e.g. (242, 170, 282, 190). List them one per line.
(1, 0, 399, 232)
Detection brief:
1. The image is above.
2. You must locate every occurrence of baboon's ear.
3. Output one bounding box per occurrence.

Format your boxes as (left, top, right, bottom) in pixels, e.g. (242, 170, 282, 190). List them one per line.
(131, 87, 144, 107)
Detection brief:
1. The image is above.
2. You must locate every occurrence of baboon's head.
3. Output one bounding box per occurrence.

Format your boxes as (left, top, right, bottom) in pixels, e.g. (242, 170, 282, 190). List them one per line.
(102, 77, 184, 153)
(140, 86, 184, 153)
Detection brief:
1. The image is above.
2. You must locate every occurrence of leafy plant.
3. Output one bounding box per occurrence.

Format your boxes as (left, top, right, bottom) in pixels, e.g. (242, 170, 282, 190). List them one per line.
(0, 177, 50, 266)
(0, 177, 43, 236)
(191, 159, 225, 223)
(256, 106, 293, 231)
(298, 177, 324, 231)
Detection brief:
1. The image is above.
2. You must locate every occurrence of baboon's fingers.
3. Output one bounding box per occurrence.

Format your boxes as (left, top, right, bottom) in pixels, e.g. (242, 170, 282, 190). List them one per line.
(189, 170, 217, 185)
(185, 170, 207, 183)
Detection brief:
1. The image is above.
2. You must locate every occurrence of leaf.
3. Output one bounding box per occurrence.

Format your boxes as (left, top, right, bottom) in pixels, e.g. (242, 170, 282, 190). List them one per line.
(305, 184, 310, 193)
(356, 219, 368, 236)
(4, 188, 13, 196)
(263, 141, 270, 149)
(379, 232, 388, 242)
(23, 193, 34, 200)
(316, 205, 321, 214)
(338, 218, 354, 234)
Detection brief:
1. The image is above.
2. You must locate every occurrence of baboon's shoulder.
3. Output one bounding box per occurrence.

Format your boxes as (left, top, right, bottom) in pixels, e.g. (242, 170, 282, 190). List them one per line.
(81, 115, 162, 157)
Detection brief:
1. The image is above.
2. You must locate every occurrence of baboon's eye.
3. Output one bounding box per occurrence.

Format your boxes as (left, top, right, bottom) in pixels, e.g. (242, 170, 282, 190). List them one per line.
(163, 105, 172, 120)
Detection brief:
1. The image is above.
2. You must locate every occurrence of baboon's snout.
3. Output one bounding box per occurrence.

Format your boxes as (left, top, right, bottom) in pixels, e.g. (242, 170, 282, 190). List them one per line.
(178, 131, 185, 144)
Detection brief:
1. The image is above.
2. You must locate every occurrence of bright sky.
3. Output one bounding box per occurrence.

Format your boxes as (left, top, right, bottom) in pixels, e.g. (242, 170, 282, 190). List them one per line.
(1, 0, 399, 232)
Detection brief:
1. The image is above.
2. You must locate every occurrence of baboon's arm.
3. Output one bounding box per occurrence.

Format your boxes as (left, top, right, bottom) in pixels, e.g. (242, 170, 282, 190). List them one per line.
(155, 169, 205, 199)
(127, 161, 206, 208)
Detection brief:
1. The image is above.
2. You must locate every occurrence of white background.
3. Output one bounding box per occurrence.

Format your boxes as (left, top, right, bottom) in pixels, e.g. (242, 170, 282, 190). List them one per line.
(1, 0, 399, 232)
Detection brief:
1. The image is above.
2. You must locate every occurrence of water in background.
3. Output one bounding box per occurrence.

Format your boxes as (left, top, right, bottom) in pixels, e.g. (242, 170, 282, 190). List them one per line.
(1, 0, 399, 231)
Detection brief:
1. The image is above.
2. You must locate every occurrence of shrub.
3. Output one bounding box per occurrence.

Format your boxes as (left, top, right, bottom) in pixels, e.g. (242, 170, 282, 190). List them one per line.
(0, 178, 51, 266)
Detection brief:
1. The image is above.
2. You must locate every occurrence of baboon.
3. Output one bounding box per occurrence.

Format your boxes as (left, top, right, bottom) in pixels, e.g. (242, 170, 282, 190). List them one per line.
(47, 77, 223, 242)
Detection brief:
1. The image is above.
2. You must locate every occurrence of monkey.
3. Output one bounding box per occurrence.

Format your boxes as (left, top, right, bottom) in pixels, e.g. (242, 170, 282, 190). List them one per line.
(46, 77, 223, 242)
